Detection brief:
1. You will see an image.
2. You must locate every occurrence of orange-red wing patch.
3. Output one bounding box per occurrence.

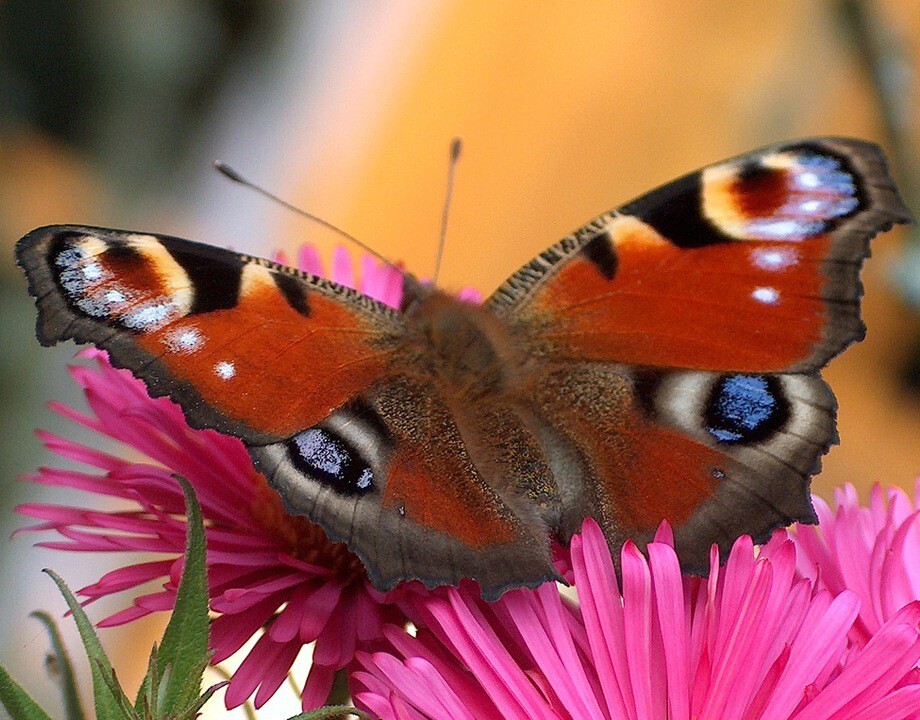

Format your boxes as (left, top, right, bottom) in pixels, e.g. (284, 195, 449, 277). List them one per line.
(136, 271, 398, 440)
(535, 364, 721, 538)
(372, 377, 524, 547)
(593, 420, 723, 534)
(528, 219, 831, 373)
(382, 450, 518, 547)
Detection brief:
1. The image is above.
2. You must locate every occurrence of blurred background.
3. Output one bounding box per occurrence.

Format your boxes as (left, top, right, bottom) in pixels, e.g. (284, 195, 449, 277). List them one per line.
(0, 1, 918, 717)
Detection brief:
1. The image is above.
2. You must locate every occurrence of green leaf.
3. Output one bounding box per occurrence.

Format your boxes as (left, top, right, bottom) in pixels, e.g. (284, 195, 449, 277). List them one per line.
(136, 476, 210, 717)
(43, 569, 123, 720)
(91, 660, 137, 720)
(30, 611, 86, 720)
(286, 707, 372, 720)
(135, 645, 160, 720)
(0, 664, 53, 720)
(172, 681, 227, 720)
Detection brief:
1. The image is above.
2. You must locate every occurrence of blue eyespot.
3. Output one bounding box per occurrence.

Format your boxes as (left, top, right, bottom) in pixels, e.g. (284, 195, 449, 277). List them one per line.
(287, 427, 374, 494)
(705, 374, 787, 444)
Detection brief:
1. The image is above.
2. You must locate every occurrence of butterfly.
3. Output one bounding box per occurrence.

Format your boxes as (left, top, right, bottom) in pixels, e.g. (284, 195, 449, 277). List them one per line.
(16, 137, 910, 600)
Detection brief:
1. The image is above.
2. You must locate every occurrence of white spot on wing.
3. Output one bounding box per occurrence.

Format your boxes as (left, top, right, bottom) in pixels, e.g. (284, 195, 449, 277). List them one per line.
(798, 171, 820, 189)
(752, 247, 798, 270)
(165, 326, 203, 354)
(82, 263, 103, 281)
(799, 199, 822, 214)
(752, 287, 780, 304)
(747, 219, 803, 238)
(122, 301, 176, 330)
(215, 361, 236, 380)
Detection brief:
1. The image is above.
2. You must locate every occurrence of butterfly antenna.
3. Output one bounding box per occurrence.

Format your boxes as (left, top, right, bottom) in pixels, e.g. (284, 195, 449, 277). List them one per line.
(432, 138, 462, 286)
(213, 161, 402, 273)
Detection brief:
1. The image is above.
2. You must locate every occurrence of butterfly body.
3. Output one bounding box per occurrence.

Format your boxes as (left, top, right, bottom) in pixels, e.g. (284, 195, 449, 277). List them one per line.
(17, 138, 911, 599)
(400, 286, 527, 400)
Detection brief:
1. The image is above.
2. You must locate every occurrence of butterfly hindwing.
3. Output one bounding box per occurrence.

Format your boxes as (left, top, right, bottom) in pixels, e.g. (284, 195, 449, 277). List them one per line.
(490, 138, 910, 374)
(250, 376, 561, 599)
(647, 370, 835, 568)
(532, 364, 835, 570)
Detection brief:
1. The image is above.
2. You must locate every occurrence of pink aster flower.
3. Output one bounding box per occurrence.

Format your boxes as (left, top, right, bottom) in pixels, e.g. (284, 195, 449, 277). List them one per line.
(353, 518, 920, 720)
(794, 481, 920, 648)
(17, 246, 406, 710)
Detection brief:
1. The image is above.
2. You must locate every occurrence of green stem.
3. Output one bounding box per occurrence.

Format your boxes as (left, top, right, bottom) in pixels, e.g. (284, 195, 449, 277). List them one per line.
(322, 670, 352, 718)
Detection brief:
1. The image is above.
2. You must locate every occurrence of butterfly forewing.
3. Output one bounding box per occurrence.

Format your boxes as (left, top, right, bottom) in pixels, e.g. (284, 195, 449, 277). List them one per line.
(490, 138, 910, 374)
(16, 224, 562, 599)
(16, 226, 405, 443)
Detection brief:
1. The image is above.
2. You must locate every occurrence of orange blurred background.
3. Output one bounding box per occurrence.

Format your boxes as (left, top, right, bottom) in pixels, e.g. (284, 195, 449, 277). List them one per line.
(1, 2, 918, 717)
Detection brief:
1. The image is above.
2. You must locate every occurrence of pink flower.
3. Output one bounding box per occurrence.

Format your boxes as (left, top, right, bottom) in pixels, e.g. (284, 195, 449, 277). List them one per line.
(17, 246, 406, 710)
(794, 482, 920, 647)
(353, 519, 920, 720)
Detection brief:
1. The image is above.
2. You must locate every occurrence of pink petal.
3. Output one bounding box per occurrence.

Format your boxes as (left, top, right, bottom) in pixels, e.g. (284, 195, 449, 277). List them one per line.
(843, 685, 920, 720)
(297, 245, 324, 275)
(79, 559, 175, 597)
(298, 581, 345, 642)
(648, 542, 690, 720)
(224, 632, 296, 709)
(313, 588, 357, 668)
(570, 520, 634, 719)
(501, 586, 605, 719)
(622, 540, 656, 720)
(431, 590, 557, 720)
(210, 594, 286, 663)
(332, 246, 354, 288)
(792, 604, 920, 720)
(301, 662, 335, 711)
(759, 590, 859, 719)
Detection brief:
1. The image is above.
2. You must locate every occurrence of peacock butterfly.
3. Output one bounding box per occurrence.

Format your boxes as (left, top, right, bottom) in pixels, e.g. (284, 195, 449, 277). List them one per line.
(16, 137, 911, 600)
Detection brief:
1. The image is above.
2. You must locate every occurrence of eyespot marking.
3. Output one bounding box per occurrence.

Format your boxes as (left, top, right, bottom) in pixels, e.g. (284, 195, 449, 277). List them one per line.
(286, 427, 375, 495)
(48, 232, 193, 330)
(705, 374, 788, 444)
(702, 148, 864, 242)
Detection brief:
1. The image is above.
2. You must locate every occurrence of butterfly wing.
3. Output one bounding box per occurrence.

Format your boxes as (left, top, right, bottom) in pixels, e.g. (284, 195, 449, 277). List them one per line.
(531, 363, 835, 570)
(17, 225, 560, 598)
(491, 138, 910, 373)
(489, 138, 910, 564)
(17, 225, 405, 444)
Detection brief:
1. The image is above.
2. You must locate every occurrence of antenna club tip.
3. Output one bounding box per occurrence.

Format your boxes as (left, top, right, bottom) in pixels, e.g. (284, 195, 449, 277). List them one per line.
(450, 137, 463, 161)
(214, 160, 246, 184)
